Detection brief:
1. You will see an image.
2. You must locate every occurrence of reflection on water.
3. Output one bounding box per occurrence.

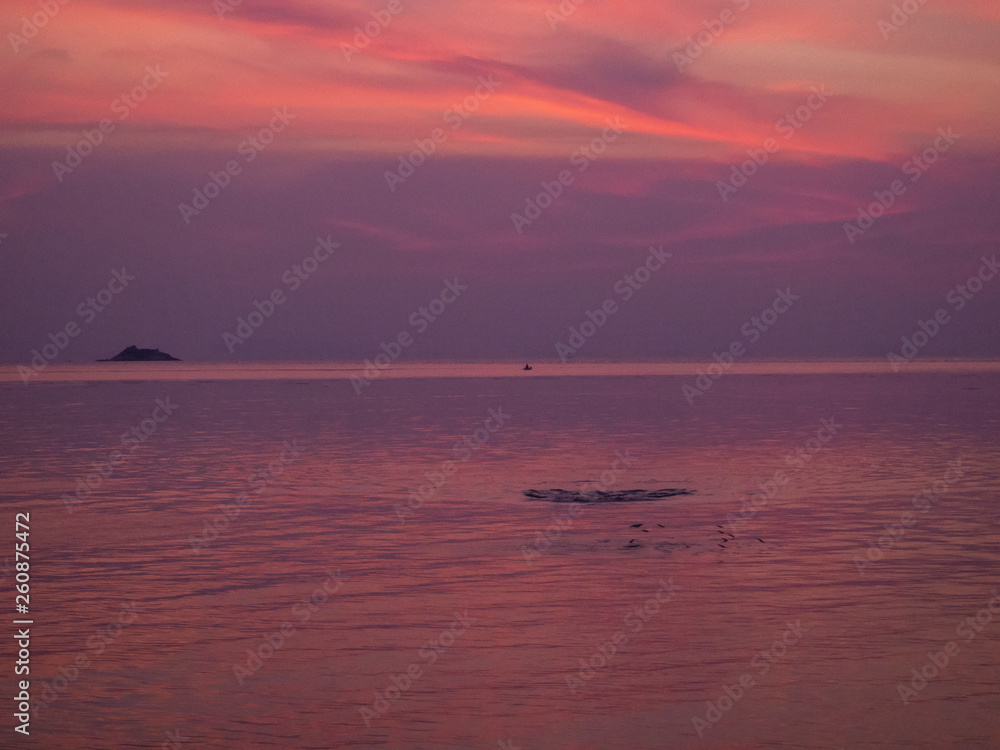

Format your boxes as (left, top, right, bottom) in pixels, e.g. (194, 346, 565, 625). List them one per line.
(1, 363, 998, 749)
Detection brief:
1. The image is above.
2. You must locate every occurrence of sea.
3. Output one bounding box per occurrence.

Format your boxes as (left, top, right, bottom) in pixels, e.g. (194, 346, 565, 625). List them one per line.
(0, 360, 998, 749)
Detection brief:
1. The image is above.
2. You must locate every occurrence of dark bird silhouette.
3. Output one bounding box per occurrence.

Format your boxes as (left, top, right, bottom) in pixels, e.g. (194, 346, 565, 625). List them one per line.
(757, 537, 765, 543)
(641, 528, 650, 533)
(630, 523, 643, 528)
(657, 523, 665, 528)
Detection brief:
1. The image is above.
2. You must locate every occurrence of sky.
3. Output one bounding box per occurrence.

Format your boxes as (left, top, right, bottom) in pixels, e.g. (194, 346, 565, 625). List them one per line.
(1, 0, 998, 363)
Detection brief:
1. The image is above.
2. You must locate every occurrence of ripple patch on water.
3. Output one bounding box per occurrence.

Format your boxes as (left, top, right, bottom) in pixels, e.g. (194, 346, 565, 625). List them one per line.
(522, 488, 695, 503)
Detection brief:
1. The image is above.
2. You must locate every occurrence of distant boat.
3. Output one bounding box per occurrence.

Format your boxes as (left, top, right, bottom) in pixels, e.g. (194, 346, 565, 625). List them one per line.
(523, 363, 532, 371)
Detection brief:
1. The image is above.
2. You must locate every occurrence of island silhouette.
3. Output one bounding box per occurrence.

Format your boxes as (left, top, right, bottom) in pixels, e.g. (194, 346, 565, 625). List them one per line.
(98, 345, 180, 362)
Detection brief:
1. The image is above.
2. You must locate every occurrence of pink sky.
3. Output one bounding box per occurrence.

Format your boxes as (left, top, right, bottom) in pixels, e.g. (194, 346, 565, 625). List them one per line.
(1, 0, 998, 361)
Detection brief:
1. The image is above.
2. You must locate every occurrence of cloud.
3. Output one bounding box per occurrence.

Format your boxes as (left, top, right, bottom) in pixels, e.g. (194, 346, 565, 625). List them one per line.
(508, 34, 685, 111)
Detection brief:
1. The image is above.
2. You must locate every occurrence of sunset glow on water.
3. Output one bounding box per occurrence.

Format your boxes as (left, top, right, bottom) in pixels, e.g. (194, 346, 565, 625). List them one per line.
(2, 364, 999, 748)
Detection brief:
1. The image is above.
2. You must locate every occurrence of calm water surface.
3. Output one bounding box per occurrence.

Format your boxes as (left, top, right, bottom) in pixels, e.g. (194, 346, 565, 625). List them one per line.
(1, 362, 998, 749)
